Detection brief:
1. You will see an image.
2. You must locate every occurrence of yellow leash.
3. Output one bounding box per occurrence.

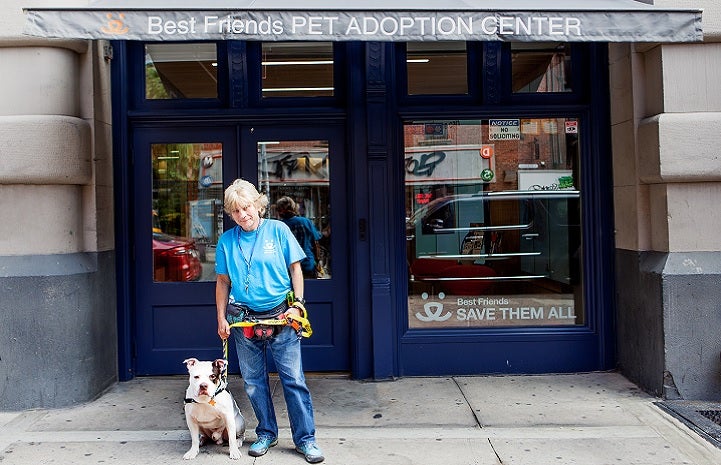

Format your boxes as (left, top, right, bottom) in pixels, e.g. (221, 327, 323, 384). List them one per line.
(226, 313, 313, 338)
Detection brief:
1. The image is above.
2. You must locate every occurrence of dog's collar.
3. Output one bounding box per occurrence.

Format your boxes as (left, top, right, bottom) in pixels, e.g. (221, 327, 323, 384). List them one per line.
(184, 382, 228, 406)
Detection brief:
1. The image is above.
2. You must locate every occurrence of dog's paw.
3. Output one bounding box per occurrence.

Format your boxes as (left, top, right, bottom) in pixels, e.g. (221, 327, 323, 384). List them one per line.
(229, 446, 242, 460)
(183, 447, 200, 460)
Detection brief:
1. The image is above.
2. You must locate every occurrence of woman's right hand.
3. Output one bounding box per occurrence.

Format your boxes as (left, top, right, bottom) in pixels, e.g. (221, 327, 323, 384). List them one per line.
(218, 319, 231, 340)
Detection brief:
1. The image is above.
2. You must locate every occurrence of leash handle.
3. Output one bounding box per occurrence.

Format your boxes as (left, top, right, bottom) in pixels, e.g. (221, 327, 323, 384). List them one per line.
(221, 338, 229, 382)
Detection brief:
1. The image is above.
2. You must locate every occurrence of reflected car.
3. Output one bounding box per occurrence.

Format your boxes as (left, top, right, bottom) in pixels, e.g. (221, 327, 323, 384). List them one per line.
(153, 232, 202, 282)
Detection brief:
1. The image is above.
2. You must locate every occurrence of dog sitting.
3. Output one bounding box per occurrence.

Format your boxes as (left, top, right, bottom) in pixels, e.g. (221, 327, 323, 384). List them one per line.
(182, 358, 246, 460)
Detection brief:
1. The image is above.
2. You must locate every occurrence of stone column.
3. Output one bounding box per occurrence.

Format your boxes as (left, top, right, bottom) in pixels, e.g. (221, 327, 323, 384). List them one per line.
(0, 5, 118, 408)
(611, 37, 721, 400)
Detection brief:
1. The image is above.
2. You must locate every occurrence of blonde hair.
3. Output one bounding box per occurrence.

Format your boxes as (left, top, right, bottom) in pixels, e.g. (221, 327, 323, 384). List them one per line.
(223, 179, 268, 216)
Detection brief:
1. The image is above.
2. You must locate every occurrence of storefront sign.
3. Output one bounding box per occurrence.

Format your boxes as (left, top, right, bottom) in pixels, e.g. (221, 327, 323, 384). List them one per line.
(23, 2, 703, 43)
(410, 292, 577, 328)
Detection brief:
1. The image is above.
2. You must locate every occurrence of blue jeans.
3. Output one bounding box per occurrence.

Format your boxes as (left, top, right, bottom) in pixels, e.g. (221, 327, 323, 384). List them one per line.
(231, 325, 317, 447)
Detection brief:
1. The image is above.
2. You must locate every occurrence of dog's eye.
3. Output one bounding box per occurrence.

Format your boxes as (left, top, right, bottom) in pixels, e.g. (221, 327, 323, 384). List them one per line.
(209, 374, 217, 381)
(194, 375, 200, 379)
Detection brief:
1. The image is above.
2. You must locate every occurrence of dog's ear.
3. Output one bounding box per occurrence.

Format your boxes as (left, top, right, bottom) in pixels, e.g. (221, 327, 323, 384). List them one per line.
(213, 359, 228, 372)
(183, 358, 199, 370)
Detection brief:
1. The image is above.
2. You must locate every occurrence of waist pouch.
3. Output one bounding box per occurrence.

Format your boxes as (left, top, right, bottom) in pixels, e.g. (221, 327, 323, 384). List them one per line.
(226, 302, 249, 326)
(227, 300, 289, 340)
(251, 324, 280, 340)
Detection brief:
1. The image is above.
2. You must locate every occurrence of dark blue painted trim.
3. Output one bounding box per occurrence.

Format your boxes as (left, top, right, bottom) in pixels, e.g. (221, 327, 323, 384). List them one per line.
(228, 41, 248, 108)
(365, 42, 399, 379)
(111, 40, 135, 381)
(401, 338, 603, 375)
(345, 41, 374, 379)
(586, 44, 616, 370)
(483, 42, 502, 104)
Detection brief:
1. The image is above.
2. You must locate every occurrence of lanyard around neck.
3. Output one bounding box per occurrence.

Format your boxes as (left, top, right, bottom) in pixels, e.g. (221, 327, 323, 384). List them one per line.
(236, 219, 263, 293)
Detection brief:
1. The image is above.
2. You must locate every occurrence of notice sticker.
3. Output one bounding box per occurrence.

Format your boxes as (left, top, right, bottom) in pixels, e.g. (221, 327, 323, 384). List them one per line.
(488, 119, 520, 141)
(565, 121, 578, 134)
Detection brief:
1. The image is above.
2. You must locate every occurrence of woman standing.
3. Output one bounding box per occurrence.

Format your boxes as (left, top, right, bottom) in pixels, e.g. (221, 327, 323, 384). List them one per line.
(215, 179, 324, 463)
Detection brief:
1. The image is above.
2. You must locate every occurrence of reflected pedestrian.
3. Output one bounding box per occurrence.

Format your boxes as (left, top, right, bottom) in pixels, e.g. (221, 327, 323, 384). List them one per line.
(276, 196, 323, 279)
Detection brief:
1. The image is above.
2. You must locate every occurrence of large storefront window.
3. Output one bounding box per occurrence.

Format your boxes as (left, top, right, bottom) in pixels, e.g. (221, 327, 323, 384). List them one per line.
(405, 119, 582, 328)
(152, 143, 223, 282)
(258, 140, 331, 279)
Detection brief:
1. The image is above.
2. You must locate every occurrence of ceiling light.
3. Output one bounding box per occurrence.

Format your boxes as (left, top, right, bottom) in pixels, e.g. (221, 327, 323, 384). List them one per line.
(262, 87, 334, 92)
(261, 60, 334, 66)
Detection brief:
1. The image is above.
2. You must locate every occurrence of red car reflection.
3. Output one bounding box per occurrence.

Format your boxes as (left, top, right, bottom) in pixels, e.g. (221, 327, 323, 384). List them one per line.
(153, 232, 202, 282)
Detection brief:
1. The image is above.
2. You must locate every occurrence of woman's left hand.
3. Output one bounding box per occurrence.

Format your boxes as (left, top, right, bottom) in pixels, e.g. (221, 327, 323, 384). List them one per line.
(283, 306, 301, 319)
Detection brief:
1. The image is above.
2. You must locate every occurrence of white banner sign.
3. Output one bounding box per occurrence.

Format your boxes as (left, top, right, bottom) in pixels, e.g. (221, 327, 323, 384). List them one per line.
(24, 8, 703, 42)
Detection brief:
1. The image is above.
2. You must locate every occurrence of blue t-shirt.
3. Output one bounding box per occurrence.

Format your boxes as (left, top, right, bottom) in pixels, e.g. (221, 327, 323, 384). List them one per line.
(216, 219, 305, 311)
(281, 215, 322, 272)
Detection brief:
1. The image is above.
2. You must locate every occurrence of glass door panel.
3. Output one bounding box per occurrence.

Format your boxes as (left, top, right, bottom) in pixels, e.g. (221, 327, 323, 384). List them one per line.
(405, 118, 582, 329)
(258, 140, 331, 279)
(151, 142, 223, 282)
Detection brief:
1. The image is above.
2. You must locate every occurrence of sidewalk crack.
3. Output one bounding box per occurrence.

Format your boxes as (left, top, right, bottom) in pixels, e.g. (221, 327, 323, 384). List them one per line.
(487, 438, 505, 464)
(452, 377, 484, 429)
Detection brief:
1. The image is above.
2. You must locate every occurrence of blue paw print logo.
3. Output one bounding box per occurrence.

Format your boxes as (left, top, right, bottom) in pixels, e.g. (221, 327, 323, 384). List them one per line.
(415, 292, 452, 322)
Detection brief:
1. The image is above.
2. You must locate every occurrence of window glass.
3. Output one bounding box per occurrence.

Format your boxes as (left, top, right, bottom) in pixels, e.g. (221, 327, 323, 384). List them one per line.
(261, 42, 334, 98)
(512, 43, 572, 93)
(405, 118, 582, 329)
(145, 43, 218, 99)
(407, 42, 468, 95)
(258, 140, 331, 279)
(152, 143, 223, 282)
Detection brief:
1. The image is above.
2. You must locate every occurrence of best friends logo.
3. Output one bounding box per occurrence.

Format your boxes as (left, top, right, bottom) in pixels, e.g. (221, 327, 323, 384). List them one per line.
(100, 13, 129, 35)
(415, 292, 452, 322)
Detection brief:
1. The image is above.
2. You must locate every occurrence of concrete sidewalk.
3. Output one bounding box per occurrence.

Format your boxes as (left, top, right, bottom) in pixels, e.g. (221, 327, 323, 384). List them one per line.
(1, 372, 720, 464)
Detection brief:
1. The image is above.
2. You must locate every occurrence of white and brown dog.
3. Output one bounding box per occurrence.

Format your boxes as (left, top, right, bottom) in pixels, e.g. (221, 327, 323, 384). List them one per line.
(182, 358, 246, 460)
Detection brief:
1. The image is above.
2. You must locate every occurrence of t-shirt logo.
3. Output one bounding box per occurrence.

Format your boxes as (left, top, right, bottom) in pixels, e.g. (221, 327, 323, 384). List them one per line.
(263, 239, 276, 254)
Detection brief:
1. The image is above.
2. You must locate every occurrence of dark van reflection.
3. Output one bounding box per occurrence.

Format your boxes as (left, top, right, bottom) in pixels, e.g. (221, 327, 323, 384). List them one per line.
(406, 190, 580, 295)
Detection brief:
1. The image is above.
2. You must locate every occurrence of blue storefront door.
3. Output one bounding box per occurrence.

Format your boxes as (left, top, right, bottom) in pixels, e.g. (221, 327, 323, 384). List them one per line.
(131, 124, 349, 375)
